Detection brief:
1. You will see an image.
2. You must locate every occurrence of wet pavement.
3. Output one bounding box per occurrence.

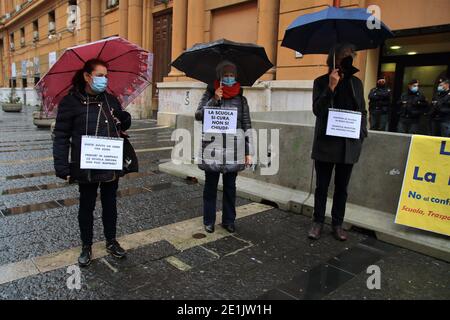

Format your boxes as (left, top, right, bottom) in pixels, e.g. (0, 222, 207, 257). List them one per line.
(0, 106, 449, 300)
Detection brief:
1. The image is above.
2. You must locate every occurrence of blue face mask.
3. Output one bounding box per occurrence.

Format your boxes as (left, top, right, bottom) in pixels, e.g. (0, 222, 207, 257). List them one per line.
(437, 85, 446, 93)
(410, 86, 419, 93)
(90, 75, 108, 93)
(222, 76, 236, 87)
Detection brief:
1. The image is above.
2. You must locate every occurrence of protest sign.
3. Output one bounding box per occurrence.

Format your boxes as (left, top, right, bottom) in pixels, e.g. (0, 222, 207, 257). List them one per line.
(395, 135, 450, 236)
(80, 136, 124, 170)
(203, 108, 238, 134)
(326, 108, 362, 139)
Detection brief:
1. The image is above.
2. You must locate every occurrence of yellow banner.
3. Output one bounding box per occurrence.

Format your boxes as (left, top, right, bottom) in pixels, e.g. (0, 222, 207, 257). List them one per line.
(395, 135, 450, 236)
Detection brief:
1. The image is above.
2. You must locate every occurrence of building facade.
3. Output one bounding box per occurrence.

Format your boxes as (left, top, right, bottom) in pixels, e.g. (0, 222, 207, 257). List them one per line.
(0, 0, 449, 122)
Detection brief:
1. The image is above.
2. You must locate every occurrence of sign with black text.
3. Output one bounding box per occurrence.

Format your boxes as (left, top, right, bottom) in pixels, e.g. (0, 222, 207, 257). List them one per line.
(203, 107, 238, 134)
(326, 108, 362, 139)
(80, 136, 123, 170)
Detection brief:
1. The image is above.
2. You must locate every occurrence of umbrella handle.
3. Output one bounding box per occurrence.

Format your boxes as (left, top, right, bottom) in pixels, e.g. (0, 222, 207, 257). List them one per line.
(218, 77, 223, 103)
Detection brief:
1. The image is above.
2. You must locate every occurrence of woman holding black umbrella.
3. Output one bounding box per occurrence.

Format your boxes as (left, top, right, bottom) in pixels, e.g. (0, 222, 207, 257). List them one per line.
(195, 61, 253, 234)
(308, 43, 368, 241)
(172, 39, 273, 234)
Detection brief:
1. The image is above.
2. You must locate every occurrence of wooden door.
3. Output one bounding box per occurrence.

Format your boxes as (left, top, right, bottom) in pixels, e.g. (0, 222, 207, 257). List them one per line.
(152, 10, 173, 115)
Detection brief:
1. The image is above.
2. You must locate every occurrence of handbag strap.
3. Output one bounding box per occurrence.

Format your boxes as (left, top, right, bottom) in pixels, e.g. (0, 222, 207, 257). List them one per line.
(103, 93, 120, 137)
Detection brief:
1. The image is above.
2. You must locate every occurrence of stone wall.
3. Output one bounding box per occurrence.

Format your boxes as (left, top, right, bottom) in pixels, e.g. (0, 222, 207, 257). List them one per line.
(157, 80, 314, 126)
(175, 113, 411, 215)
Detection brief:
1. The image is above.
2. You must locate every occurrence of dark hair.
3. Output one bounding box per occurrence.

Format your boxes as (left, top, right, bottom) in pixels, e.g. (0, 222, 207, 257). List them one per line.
(71, 59, 108, 92)
(408, 79, 419, 86)
(439, 77, 449, 84)
(326, 43, 356, 69)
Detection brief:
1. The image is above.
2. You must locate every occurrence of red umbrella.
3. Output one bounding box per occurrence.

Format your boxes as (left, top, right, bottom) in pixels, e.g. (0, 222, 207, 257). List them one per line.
(35, 36, 153, 116)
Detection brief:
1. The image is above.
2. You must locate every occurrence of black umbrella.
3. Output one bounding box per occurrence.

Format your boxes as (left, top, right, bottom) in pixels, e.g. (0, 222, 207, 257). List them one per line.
(281, 6, 393, 55)
(171, 39, 273, 86)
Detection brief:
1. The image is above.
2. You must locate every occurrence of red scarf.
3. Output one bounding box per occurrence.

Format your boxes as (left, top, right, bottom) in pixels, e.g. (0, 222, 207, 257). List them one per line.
(214, 80, 241, 99)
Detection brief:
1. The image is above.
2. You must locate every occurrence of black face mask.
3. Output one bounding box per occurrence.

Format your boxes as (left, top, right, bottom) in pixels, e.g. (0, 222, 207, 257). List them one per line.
(339, 56, 354, 73)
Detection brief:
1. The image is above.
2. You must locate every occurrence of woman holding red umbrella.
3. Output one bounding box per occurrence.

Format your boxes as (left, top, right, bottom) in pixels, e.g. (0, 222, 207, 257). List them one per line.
(40, 37, 151, 267)
(53, 58, 131, 267)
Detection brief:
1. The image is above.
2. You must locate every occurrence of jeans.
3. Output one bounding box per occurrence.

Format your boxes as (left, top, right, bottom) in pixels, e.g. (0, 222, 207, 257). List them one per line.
(203, 171, 237, 226)
(370, 112, 389, 131)
(78, 179, 119, 246)
(398, 119, 421, 134)
(431, 119, 450, 137)
(313, 161, 354, 227)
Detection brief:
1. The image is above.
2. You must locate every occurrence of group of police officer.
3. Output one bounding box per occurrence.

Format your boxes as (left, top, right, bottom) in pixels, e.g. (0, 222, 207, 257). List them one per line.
(368, 76, 450, 137)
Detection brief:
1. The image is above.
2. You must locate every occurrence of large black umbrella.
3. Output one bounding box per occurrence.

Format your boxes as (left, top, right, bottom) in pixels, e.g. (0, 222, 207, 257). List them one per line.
(171, 39, 273, 86)
(281, 6, 393, 54)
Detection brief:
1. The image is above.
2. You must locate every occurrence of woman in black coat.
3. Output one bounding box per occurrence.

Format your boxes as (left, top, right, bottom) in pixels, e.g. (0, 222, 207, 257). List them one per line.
(308, 43, 368, 241)
(53, 59, 131, 267)
(195, 61, 252, 234)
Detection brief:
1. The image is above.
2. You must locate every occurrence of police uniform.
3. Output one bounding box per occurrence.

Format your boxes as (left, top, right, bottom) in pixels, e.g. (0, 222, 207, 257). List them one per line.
(368, 85, 391, 131)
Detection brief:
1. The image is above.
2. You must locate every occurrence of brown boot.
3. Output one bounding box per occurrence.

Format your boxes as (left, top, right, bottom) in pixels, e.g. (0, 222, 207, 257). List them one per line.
(332, 225, 347, 241)
(308, 222, 323, 240)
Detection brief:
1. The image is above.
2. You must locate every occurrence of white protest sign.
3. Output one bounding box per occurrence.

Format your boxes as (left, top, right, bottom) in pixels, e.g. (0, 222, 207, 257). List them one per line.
(80, 136, 123, 170)
(203, 107, 238, 134)
(326, 108, 362, 139)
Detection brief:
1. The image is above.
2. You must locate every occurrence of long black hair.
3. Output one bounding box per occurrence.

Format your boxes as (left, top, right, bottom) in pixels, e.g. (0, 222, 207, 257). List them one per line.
(71, 58, 108, 92)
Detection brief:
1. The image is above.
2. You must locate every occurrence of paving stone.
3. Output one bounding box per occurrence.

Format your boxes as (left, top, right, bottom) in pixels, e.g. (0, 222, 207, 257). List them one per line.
(323, 248, 450, 300)
(1, 113, 449, 300)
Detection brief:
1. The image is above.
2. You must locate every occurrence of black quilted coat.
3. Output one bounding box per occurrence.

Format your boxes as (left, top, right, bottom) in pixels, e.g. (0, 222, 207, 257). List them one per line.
(195, 87, 252, 173)
(53, 88, 131, 183)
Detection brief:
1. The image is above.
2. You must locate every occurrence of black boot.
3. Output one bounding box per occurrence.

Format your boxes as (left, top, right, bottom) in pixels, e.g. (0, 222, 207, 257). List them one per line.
(204, 224, 215, 233)
(78, 245, 92, 267)
(222, 224, 235, 233)
(106, 239, 126, 259)
(308, 222, 323, 240)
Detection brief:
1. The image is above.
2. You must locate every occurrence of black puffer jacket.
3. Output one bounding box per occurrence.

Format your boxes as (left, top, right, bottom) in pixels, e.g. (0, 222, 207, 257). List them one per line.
(430, 90, 450, 121)
(398, 90, 428, 120)
(53, 88, 131, 183)
(195, 87, 252, 173)
(368, 86, 391, 114)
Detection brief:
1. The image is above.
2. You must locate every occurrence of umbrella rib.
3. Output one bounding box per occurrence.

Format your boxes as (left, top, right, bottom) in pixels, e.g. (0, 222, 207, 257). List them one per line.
(70, 49, 87, 65)
(97, 41, 108, 60)
(105, 49, 145, 64)
(108, 70, 152, 83)
(45, 69, 81, 76)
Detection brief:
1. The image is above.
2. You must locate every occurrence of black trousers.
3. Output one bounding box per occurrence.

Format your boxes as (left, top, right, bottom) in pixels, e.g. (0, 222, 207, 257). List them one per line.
(369, 112, 389, 131)
(203, 171, 237, 226)
(313, 161, 354, 226)
(78, 179, 119, 246)
(398, 118, 421, 134)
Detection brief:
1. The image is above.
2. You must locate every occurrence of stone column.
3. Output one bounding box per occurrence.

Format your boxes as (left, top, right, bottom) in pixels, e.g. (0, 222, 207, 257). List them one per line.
(142, 0, 153, 51)
(90, 0, 101, 41)
(256, 0, 280, 80)
(119, 0, 129, 39)
(186, 0, 204, 48)
(168, 0, 188, 78)
(128, 0, 143, 46)
(76, 0, 91, 44)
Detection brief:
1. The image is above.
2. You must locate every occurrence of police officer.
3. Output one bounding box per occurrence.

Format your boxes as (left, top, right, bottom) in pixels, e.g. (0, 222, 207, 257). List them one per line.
(368, 76, 391, 131)
(430, 77, 450, 137)
(397, 79, 428, 134)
